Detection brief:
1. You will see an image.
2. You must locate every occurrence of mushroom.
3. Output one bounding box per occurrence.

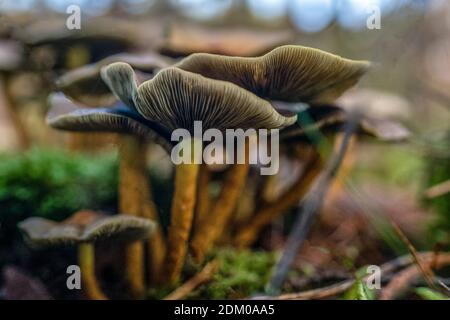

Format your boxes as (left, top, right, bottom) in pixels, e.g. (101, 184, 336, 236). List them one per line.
(49, 62, 296, 284)
(233, 104, 411, 248)
(158, 22, 294, 58)
(175, 45, 371, 103)
(18, 210, 155, 300)
(14, 17, 156, 70)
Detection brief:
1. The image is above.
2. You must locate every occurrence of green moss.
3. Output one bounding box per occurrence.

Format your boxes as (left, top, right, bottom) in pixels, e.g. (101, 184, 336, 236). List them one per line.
(0, 148, 118, 242)
(352, 143, 424, 190)
(423, 130, 450, 244)
(192, 248, 276, 299)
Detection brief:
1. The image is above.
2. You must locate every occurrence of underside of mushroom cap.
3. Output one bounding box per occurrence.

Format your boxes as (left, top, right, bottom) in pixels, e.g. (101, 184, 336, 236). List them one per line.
(47, 93, 173, 151)
(18, 212, 156, 247)
(83, 215, 156, 243)
(175, 45, 371, 104)
(100, 63, 297, 133)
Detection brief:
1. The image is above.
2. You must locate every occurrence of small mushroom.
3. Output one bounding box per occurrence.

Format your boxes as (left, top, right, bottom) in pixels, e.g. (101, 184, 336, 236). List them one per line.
(158, 22, 294, 58)
(18, 210, 155, 300)
(280, 105, 411, 143)
(176, 45, 370, 103)
(337, 88, 412, 120)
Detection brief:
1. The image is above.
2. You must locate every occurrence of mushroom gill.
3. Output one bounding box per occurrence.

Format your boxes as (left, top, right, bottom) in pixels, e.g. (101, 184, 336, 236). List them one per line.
(101, 62, 297, 132)
(175, 45, 371, 104)
(47, 93, 173, 151)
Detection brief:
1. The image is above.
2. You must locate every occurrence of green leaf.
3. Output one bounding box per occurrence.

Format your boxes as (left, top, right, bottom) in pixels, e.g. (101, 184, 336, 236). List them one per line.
(344, 278, 375, 300)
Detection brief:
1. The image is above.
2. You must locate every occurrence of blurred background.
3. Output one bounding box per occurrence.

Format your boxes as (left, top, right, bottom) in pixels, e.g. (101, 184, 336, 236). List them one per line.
(0, 0, 449, 299)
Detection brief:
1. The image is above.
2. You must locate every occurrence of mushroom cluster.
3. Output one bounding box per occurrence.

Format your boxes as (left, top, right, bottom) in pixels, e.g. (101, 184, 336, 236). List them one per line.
(30, 34, 411, 297)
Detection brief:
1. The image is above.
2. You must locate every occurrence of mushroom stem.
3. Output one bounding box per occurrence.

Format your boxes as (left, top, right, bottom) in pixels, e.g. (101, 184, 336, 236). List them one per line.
(233, 153, 323, 248)
(194, 163, 212, 231)
(78, 242, 108, 300)
(118, 135, 166, 296)
(140, 178, 166, 285)
(162, 139, 201, 285)
(191, 160, 250, 263)
(0, 74, 30, 149)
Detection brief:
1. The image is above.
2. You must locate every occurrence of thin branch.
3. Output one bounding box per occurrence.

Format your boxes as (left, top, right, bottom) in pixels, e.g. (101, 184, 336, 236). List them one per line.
(380, 253, 450, 300)
(389, 220, 438, 291)
(254, 252, 437, 300)
(163, 260, 219, 300)
(266, 115, 360, 294)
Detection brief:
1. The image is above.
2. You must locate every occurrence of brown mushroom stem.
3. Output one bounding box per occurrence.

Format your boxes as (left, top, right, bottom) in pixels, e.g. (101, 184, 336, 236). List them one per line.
(118, 135, 165, 295)
(140, 183, 166, 284)
(194, 163, 212, 231)
(163, 138, 201, 284)
(0, 74, 30, 149)
(191, 161, 250, 263)
(78, 242, 108, 300)
(233, 154, 323, 248)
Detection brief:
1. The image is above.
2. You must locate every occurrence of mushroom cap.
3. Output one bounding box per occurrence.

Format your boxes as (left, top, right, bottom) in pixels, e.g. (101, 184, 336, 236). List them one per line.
(337, 88, 411, 120)
(14, 17, 143, 48)
(281, 105, 411, 143)
(47, 93, 173, 151)
(158, 22, 294, 58)
(175, 45, 371, 104)
(56, 52, 172, 107)
(18, 210, 156, 247)
(100, 62, 297, 132)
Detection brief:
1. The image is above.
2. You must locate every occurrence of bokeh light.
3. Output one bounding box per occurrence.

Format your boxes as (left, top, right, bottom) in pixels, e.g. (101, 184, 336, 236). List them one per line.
(289, 0, 335, 33)
(246, 0, 288, 21)
(169, 0, 233, 21)
(44, 0, 113, 16)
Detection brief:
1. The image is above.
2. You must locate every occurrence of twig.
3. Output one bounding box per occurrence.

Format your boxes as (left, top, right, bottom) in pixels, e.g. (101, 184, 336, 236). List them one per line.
(389, 220, 438, 291)
(380, 253, 450, 300)
(254, 252, 436, 300)
(266, 116, 360, 294)
(163, 260, 219, 300)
